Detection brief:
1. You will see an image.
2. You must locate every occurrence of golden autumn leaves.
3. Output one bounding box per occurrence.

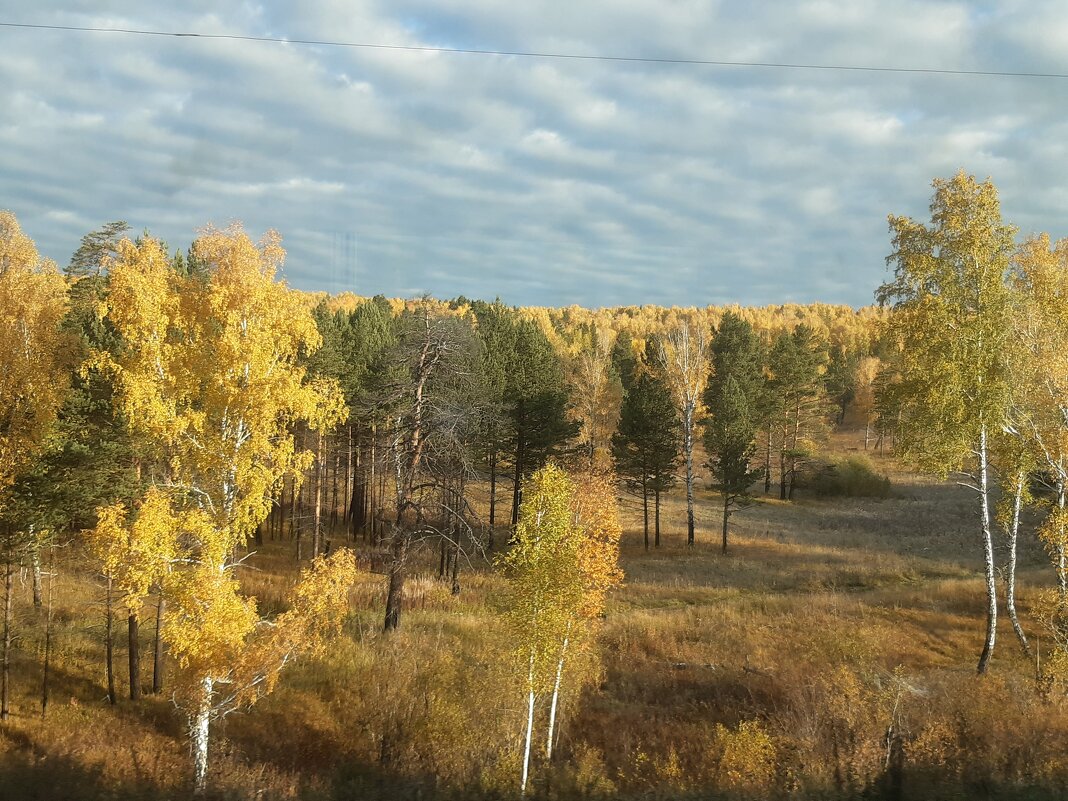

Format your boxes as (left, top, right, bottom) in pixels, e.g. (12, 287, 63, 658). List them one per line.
(79, 223, 356, 792)
(0, 211, 69, 495)
(500, 464, 623, 794)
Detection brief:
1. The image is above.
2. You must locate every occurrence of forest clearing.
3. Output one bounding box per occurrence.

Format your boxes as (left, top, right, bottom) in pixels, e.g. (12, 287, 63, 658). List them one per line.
(1, 432, 1066, 800)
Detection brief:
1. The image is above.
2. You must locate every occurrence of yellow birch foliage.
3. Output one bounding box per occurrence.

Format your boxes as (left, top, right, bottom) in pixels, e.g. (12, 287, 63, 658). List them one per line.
(502, 467, 625, 677)
(571, 471, 624, 622)
(96, 226, 345, 542)
(1012, 233, 1068, 466)
(500, 464, 582, 693)
(93, 223, 353, 778)
(1012, 233, 1068, 679)
(0, 210, 69, 491)
(86, 487, 181, 615)
(233, 548, 358, 706)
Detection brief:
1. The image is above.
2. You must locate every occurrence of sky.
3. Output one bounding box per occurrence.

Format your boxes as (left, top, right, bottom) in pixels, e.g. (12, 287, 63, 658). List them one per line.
(3, 1, 1068, 308)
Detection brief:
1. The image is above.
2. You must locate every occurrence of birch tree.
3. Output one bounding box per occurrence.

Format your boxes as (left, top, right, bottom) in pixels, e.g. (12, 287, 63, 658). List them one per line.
(500, 464, 580, 795)
(92, 225, 355, 793)
(0, 211, 69, 720)
(501, 465, 622, 792)
(569, 325, 623, 471)
(854, 356, 883, 450)
(544, 471, 622, 760)
(991, 431, 1034, 655)
(0, 210, 69, 495)
(658, 316, 710, 547)
(876, 172, 1016, 675)
(1006, 233, 1068, 680)
(1011, 234, 1068, 599)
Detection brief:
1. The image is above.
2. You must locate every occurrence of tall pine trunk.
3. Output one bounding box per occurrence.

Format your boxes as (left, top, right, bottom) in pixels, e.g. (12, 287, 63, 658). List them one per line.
(153, 593, 166, 694)
(764, 429, 772, 493)
(331, 447, 340, 532)
(313, 431, 324, 558)
(2, 558, 11, 720)
(128, 614, 141, 701)
(654, 489, 662, 548)
(345, 425, 354, 530)
(512, 410, 526, 529)
(290, 467, 299, 545)
(105, 576, 116, 704)
(369, 427, 377, 544)
(721, 492, 730, 554)
(642, 477, 649, 551)
(787, 401, 801, 501)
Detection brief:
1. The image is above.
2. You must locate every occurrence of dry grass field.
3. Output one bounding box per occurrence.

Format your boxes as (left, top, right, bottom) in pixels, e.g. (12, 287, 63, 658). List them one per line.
(3, 433, 1067, 800)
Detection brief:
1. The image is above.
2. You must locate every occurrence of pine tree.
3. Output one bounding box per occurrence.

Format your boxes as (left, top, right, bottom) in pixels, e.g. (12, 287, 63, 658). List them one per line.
(767, 325, 829, 500)
(65, 220, 130, 279)
(612, 370, 680, 549)
(704, 313, 763, 553)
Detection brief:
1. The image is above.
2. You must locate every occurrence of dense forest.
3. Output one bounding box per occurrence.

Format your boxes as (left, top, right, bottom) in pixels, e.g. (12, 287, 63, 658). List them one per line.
(4, 172, 1068, 799)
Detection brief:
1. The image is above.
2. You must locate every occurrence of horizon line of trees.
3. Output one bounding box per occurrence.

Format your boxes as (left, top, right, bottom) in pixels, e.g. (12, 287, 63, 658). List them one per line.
(0, 208, 895, 793)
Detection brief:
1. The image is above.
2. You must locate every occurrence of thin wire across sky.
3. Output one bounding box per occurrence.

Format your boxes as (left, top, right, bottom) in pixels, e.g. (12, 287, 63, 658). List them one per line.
(2, 20, 1067, 80)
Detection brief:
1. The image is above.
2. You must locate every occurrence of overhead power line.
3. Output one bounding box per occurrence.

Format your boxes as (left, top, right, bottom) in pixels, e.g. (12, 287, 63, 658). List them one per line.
(2, 20, 1068, 80)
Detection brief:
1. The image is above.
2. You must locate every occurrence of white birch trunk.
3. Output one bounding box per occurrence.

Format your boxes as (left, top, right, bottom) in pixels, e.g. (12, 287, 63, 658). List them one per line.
(1005, 470, 1030, 655)
(192, 676, 213, 795)
(976, 424, 998, 675)
(30, 534, 42, 609)
(545, 631, 570, 761)
(521, 657, 536, 796)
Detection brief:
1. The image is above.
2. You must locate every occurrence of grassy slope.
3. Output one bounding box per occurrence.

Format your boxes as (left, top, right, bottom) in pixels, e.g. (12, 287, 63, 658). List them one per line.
(2, 432, 1067, 800)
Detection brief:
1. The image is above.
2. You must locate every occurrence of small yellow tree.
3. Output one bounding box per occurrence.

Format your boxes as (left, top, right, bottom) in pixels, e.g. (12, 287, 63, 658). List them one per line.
(500, 465, 623, 794)
(500, 464, 578, 795)
(544, 471, 623, 759)
(91, 224, 353, 793)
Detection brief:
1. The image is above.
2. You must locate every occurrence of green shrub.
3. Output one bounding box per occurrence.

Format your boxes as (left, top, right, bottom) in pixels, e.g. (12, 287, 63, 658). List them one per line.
(805, 455, 892, 498)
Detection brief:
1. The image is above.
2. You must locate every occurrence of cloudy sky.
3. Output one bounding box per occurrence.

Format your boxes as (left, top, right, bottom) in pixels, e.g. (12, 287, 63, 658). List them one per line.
(2, 1, 1068, 308)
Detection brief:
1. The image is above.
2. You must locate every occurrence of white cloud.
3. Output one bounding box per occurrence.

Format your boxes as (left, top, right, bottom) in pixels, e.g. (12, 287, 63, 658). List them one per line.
(2, 0, 1068, 306)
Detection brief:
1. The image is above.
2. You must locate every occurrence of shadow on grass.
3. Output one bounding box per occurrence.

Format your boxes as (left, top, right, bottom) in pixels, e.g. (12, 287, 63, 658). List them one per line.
(324, 768, 1068, 801)
(0, 729, 164, 801)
